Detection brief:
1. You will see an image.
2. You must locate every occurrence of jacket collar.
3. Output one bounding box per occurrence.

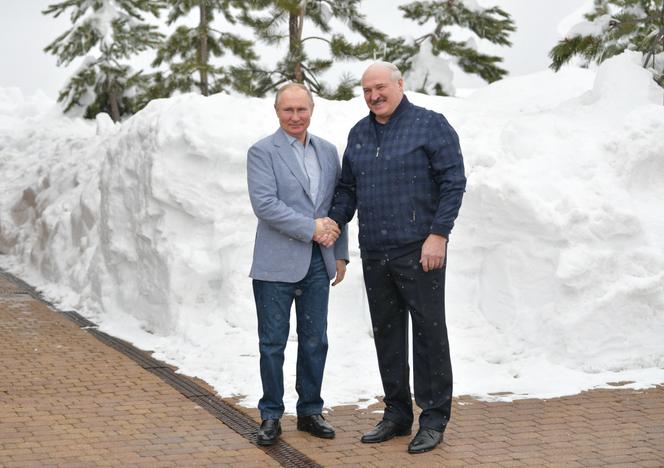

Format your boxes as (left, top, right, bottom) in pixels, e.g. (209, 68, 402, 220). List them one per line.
(369, 94, 412, 126)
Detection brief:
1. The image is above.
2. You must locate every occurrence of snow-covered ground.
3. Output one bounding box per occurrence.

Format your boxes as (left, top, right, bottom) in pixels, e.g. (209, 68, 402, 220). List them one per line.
(1, 51, 664, 413)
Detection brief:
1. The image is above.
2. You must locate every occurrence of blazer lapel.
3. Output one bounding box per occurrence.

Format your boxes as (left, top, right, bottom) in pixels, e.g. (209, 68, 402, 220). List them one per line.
(273, 130, 313, 201)
(311, 135, 332, 210)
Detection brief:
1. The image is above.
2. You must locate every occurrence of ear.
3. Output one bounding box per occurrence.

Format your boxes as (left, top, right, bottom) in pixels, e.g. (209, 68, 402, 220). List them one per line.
(397, 78, 404, 90)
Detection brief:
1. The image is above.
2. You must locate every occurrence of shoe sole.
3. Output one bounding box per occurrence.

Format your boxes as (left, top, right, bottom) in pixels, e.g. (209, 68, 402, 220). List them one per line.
(256, 438, 278, 446)
(361, 429, 412, 444)
(408, 443, 441, 454)
(296, 423, 336, 439)
(408, 436, 444, 453)
(256, 427, 282, 446)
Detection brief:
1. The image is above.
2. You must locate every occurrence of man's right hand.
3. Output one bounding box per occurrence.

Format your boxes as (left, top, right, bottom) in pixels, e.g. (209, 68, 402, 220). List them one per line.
(313, 217, 340, 247)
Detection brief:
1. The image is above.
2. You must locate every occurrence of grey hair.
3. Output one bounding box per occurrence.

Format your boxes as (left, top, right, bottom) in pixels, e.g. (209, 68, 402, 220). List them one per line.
(274, 83, 314, 108)
(364, 61, 402, 82)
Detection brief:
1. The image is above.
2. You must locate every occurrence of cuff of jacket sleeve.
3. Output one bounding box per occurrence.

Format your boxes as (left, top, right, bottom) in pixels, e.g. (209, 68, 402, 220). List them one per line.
(430, 224, 451, 239)
(328, 214, 345, 229)
(306, 219, 316, 242)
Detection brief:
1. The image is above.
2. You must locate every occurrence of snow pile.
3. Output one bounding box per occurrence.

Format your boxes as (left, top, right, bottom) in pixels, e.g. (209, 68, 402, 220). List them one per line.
(1, 52, 664, 408)
(447, 51, 664, 396)
(0, 89, 97, 291)
(566, 14, 612, 38)
(405, 38, 456, 96)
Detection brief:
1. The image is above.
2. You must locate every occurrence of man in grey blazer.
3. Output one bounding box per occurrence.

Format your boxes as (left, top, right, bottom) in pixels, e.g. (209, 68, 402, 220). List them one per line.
(247, 83, 349, 446)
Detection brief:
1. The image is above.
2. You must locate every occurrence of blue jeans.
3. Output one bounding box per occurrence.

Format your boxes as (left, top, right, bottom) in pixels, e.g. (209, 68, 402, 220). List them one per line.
(252, 244, 330, 420)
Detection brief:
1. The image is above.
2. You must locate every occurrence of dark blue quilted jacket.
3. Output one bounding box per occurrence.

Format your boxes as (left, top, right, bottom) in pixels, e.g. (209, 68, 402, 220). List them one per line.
(329, 95, 466, 256)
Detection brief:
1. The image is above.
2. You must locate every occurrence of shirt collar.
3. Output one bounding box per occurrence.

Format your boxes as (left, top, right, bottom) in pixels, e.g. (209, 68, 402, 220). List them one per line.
(280, 127, 312, 148)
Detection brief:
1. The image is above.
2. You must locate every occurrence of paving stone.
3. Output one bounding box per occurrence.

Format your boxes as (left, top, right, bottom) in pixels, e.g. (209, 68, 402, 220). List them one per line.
(2, 274, 663, 467)
(0, 277, 277, 467)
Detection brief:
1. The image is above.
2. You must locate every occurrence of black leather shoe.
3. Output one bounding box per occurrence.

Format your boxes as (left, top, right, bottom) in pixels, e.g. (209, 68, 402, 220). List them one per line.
(297, 414, 335, 439)
(257, 419, 281, 446)
(408, 427, 444, 453)
(361, 420, 411, 443)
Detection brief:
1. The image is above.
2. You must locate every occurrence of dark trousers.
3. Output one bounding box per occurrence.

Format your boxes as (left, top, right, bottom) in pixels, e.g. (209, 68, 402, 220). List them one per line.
(362, 249, 453, 431)
(253, 244, 330, 420)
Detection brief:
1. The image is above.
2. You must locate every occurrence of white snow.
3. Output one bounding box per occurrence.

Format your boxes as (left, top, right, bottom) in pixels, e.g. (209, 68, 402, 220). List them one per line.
(566, 14, 612, 38)
(404, 38, 456, 96)
(461, 0, 485, 13)
(2, 51, 664, 413)
(557, 0, 594, 38)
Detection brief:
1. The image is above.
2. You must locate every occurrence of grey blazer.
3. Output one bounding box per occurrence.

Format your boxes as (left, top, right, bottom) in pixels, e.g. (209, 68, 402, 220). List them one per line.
(247, 129, 349, 282)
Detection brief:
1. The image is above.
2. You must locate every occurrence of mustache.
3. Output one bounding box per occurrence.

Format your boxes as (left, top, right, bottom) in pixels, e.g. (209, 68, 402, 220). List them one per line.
(370, 98, 385, 106)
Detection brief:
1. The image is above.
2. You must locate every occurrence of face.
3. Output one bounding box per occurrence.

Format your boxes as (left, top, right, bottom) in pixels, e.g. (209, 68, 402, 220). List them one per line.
(361, 66, 404, 123)
(275, 87, 313, 142)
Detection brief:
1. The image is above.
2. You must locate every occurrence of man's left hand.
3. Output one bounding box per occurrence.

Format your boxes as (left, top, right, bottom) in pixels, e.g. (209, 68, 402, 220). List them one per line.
(331, 259, 346, 286)
(420, 234, 447, 272)
(314, 217, 340, 248)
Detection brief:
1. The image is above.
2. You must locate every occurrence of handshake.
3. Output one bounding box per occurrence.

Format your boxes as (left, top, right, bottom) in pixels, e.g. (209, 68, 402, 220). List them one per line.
(313, 217, 340, 248)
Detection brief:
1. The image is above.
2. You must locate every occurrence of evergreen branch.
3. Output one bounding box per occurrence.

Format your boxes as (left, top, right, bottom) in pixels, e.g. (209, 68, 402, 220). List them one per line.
(320, 73, 358, 100)
(400, 1, 515, 45)
(44, 22, 99, 66)
(42, 0, 80, 19)
(455, 49, 508, 83)
(218, 33, 259, 61)
(242, 9, 287, 36)
(301, 35, 332, 44)
(301, 62, 323, 87)
(549, 35, 605, 71)
(609, 14, 664, 26)
(414, 33, 434, 45)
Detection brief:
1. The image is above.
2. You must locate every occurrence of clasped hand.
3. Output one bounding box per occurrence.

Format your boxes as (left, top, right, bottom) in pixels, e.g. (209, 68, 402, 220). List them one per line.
(313, 217, 340, 248)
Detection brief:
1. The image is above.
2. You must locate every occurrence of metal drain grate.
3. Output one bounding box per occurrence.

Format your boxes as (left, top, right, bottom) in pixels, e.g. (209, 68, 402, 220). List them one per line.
(0, 289, 29, 296)
(0, 268, 321, 468)
(149, 367, 211, 397)
(61, 310, 98, 328)
(0, 270, 32, 290)
(86, 328, 321, 467)
(191, 395, 259, 435)
(0, 270, 57, 308)
(87, 329, 168, 370)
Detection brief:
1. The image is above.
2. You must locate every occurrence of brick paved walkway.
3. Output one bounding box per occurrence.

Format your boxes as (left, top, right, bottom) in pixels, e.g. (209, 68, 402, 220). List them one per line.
(271, 389, 664, 466)
(1, 272, 663, 467)
(0, 276, 278, 467)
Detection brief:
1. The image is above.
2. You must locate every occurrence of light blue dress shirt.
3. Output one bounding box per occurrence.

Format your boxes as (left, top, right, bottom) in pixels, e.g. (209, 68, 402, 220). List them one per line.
(281, 128, 321, 205)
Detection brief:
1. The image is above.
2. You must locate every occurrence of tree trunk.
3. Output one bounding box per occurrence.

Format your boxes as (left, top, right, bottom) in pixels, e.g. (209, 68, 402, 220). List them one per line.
(108, 90, 120, 122)
(107, 77, 120, 122)
(289, 2, 306, 83)
(199, 0, 209, 96)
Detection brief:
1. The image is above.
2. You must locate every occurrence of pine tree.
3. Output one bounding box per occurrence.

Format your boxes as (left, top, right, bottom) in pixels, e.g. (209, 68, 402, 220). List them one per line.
(384, 0, 515, 96)
(240, 0, 385, 98)
(152, 0, 258, 97)
(43, 0, 164, 121)
(550, 0, 664, 88)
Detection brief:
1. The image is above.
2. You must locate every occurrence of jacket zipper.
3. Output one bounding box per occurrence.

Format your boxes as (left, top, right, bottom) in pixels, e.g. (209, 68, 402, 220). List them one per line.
(372, 120, 382, 158)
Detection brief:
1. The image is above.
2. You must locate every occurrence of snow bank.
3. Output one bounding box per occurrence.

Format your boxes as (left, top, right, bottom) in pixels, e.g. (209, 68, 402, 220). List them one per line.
(447, 51, 664, 397)
(1, 52, 664, 409)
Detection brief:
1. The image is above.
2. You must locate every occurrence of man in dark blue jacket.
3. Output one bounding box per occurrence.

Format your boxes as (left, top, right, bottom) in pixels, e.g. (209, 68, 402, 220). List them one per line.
(329, 62, 466, 454)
